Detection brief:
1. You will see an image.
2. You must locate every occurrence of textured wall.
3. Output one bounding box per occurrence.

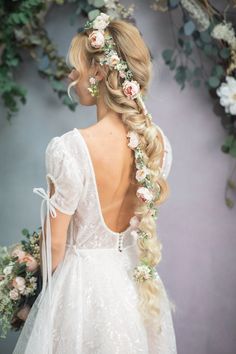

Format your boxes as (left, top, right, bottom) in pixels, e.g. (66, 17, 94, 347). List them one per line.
(0, 1, 235, 353)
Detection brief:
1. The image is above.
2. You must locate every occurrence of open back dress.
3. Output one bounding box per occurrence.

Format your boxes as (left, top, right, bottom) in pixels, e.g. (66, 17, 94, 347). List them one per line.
(13, 126, 177, 354)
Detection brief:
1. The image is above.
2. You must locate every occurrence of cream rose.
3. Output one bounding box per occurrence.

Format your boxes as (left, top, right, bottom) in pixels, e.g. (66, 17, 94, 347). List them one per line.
(12, 276, 26, 294)
(129, 215, 140, 228)
(88, 30, 105, 49)
(136, 167, 148, 182)
(108, 53, 120, 67)
(93, 13, 110, 31)
(122, 79, 140, 99)
(9, 288, 20, 301)
(136, 186, 153, 203)
(127, 130, 139, 149)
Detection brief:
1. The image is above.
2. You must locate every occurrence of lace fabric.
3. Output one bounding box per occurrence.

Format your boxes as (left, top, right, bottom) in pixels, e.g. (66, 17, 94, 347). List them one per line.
(12, 127, 177, 354)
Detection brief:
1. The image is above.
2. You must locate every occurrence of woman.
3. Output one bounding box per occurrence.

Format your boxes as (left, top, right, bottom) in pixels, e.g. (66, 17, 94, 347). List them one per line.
(13, 12, 177, 354)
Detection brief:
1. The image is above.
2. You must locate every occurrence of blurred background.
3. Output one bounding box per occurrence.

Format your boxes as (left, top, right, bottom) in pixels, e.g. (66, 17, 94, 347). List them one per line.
(0, 0, 235, 353)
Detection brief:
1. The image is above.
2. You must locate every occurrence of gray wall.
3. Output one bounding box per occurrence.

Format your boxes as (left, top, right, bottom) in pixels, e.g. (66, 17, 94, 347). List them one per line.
(0, 1, 235, 353)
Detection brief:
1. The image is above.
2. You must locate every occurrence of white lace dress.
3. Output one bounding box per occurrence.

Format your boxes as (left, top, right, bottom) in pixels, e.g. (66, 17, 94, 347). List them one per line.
(12, 126, 177, 354)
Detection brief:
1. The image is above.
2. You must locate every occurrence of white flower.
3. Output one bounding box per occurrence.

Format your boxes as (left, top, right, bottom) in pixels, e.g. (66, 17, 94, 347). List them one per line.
(216, 76, 236, 115)
(9, 288, 20, 301)
(89, 77, 96, 85)
(93, 13, 110, 31)
(108, 53, 120, 68)
(136, 166, 148, 182)
(127, 130, 139, 149)
(129, 215, 140, 228)
(211, 21, 236, 50)
(136, 186, 153, 203)
(88, 30, 105, 49)
(12, 276, 26, 294)
(3, 265, 13, 276)
(133, 264, 157, 282)
(130, 230, 139, 240)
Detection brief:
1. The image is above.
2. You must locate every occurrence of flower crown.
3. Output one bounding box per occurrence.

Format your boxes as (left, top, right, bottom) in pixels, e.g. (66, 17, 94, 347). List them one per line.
(83, 13, 152, 120)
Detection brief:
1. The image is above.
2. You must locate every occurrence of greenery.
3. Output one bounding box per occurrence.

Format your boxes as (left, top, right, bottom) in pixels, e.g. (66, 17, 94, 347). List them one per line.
(0, 0, 134, 121)
(153, 0, 236, 207)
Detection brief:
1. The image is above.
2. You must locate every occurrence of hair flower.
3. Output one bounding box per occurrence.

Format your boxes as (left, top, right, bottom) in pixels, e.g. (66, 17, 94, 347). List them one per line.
(133, 264, 158, 282)
(129, 215, 140, 228)
(93, 13, 110, 30)
(136, 186, 153, 203)
(135, 166, 149, 182)
(108, 52, 120, 68)
(127, 130, 139, 149)
(88, 30, 105, 48)
(122, 79, 140, 99)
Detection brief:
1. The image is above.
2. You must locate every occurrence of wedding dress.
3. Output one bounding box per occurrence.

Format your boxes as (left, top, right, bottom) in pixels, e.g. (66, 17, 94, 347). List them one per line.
(12, 125, 177, 354)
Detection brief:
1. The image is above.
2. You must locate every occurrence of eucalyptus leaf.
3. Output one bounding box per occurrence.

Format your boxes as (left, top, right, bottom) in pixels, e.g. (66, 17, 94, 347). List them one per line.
(229, 140, 236, 157)
(162, 48, 174, 64)
(88, 9, 100, 20)
(207, 76, 220, 88)
(94, 0, 105, 8)
(211, 65, 224, 78)
(184, 21, 195, 36)
(219, 47, 230, 59)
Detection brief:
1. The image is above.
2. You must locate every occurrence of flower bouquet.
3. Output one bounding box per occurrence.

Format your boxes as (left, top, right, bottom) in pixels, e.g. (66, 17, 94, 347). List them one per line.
(0, 228, 42, 338)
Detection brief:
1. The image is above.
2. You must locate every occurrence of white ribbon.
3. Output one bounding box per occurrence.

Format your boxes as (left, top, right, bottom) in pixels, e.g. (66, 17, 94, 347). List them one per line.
(33, 186, 57, 354)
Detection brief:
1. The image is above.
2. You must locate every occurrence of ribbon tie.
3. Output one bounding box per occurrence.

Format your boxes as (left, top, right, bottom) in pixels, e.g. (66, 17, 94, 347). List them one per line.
(33, 186, 57, 354)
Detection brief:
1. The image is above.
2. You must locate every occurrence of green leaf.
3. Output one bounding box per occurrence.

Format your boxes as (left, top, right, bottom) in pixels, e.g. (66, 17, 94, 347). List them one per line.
(184, 20, 195, 36)
(183, 40, 193, 56)
(200, 31, 212, 44)
(211, 65, 224, 78)
(162, 49, 174, 64)
(169, 57, 176, 70)
(88, 9, 100, 21)
(229, 140, 236, 157)
(219, 47, 230, 59)
(207, 76, 220, 88)
(94, 0, 105, 8)
(174, 65, 186, 89)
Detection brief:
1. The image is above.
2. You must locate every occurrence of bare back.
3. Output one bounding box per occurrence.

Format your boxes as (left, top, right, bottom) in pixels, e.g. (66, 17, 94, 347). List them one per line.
(79, 117, 165, 234)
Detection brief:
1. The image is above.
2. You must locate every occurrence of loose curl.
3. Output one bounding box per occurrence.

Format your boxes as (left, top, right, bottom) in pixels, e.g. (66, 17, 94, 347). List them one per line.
(66, 18, 175, 330)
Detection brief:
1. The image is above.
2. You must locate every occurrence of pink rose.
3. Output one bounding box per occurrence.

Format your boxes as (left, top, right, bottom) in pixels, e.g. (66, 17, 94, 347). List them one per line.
(136, 186, 153, 203)
(16, 304, 31, 321)
(89, 77, 96, 85)
(88, 30, 105, 48)
(22, 254, 38, 272)
(122, 80, 140, 99)
(127, 130, 139, 149)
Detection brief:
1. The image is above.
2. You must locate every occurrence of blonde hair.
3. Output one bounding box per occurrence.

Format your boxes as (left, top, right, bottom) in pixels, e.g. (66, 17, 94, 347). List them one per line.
(66, 18, 175, 329)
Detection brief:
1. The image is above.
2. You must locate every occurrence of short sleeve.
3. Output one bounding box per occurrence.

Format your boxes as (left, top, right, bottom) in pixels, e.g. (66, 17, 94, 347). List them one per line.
(45, 135, 83, 215)
(32, 134, 84, 345)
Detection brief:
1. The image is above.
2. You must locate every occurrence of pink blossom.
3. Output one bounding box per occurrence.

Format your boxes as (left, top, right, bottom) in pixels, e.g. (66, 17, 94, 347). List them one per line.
(88, 30, 105, 48)
(127, 131, 139, 149)
(9, 288, 20, 300)
(136, 186, 153, 203)
(122, 80, 140, 99)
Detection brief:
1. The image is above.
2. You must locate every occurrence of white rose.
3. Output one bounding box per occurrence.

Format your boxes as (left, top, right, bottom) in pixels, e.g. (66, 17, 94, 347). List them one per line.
(127, 130, 139, 149)
(108, 53, 120, 67)
(136, 186, 153, 203)
(12, 276, 26, 294)
(9, 288, 20, 300)
(216, 76, 236, 115)
(3, 265, 13, 276)
(93, 13, 110, 31)
(129, 215, 140, 228)
(136, 167, 148, 182)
